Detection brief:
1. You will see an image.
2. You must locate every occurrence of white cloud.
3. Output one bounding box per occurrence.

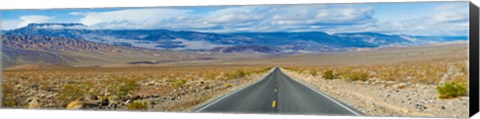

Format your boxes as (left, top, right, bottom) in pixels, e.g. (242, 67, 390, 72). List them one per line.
(1, 19, 21, 30)
(69, 12, 85, 16)
(2, 15, 55, 30)
(206, 6, 264, 24)
(272, 5, 373, 25)
(196, 5, 375, 33)
(80, 8, 192, 29)
(35, 24, 87, 29)
(17, 15, 55, 28)
(369, 3, 468, 36)
(81, 5, 376, 33)
(4, 3, 466, 36)
(173, 38, 228, 50)
(432, 4, 468, 23)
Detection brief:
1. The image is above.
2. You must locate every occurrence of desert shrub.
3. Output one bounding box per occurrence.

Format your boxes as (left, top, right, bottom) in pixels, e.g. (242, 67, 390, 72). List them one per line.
(283, 67, 299, 72)
(344, 71, 369, 81)
(225, 70, 246, 79)
(106, 77, 138, 99)
(378, 71, 395, 81)
(340, 72, 350, 81)
(437, 82, 467, 99)
(66, 100, 83, 110)
(1, 83, 17, 107)
(57, 83, 91, 106)
(237, 70, 247, 77)
(172, 79, 187, 88)
(322, 69, 336, 80)
(251, 67, 272, 74)
(308, 70, 318, 76)
(127, 100, 148, 110)
(263, 67, 273, 72)
(224, 83, 233, 88)
(204, 73, 218, 80)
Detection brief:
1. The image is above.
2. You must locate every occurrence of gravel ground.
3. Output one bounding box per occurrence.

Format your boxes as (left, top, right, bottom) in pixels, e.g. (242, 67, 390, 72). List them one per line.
(282, 69, 469, 118)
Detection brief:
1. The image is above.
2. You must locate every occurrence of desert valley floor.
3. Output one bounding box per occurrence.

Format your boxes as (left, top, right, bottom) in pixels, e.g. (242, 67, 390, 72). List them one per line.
(1, 41, 469, 118)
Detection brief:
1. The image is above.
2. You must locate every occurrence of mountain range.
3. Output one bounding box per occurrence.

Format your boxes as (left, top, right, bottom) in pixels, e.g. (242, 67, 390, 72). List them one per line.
(0, 23, 468, 68)
(3, 23, 467, 53)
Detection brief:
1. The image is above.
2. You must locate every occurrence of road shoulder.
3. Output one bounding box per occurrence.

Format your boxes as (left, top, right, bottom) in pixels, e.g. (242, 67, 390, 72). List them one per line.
(280, 68, 468, 118)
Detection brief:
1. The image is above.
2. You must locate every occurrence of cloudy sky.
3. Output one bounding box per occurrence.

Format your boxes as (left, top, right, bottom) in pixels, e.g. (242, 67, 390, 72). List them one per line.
(0, 1, 469, 36)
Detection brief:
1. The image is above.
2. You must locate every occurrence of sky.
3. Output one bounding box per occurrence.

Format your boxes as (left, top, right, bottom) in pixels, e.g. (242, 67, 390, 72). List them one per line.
(0, 1, 469, 36)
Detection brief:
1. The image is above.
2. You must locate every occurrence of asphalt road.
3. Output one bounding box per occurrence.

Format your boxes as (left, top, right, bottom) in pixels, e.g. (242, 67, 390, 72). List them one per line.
(194, 68, 363, 116)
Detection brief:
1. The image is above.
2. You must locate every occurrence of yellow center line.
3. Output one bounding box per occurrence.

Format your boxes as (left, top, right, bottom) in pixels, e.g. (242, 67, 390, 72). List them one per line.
(272, 100, 276, 108)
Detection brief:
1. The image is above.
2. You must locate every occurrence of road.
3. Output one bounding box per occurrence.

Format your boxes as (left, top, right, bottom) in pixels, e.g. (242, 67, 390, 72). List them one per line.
(194, 68, 363, 116)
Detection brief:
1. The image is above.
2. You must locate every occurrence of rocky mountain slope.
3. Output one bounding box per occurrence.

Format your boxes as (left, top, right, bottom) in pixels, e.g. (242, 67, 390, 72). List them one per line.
(3, 23, 467, 53)
(1, 34, 214, 69)
(0, 23, 468, 68)
(209, 45, 280, 53)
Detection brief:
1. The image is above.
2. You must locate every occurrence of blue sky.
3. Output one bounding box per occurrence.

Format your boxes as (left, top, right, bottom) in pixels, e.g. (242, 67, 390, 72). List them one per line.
(1, 1, 469, 36)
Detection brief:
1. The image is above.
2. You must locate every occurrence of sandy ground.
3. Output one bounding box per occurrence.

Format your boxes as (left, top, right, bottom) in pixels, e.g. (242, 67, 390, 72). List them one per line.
(282, 69, 469, 118)
(1, 66, 273, 112)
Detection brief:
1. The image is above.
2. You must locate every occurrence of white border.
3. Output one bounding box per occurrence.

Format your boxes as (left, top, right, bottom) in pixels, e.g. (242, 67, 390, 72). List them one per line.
(0, 0, 472, 10)
(0, 0, 478, 119)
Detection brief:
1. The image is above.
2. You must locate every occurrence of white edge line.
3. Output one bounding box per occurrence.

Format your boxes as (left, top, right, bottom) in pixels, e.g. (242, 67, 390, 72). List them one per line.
(279, 68, 363, 116)
(193, 68, 276, 112)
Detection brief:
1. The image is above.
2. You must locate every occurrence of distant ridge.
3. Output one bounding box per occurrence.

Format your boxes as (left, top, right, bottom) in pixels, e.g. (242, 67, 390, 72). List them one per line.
(210, 45, 280, 53)
(3, 23, 468, 53)
(25, 23, 86, 27)
(5, 64, 74, 70)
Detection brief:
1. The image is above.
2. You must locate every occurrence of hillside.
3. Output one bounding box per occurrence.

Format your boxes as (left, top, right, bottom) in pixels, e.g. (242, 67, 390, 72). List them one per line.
(210, 45, 280, 53)
(229, 41, 468, 66)
(1, 34, 222, 69)
(4, 64, 74, 70)
(0, 23, 469, 68)
(3, 23, 467, 53)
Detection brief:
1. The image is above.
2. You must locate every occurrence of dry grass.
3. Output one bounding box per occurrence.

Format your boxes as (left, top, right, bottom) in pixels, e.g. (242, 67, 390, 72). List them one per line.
(127, 100, 148, 110)
(1, 65, 272, 110)
(285, 57, 467, 85)
(322, 69, 336, 80)
(237, 42, 467, 67)
(1, 81, 18, 107)
(66, 100, 83, 110)
(57, 83, 91, 106)
(284, 56, 468, 100)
